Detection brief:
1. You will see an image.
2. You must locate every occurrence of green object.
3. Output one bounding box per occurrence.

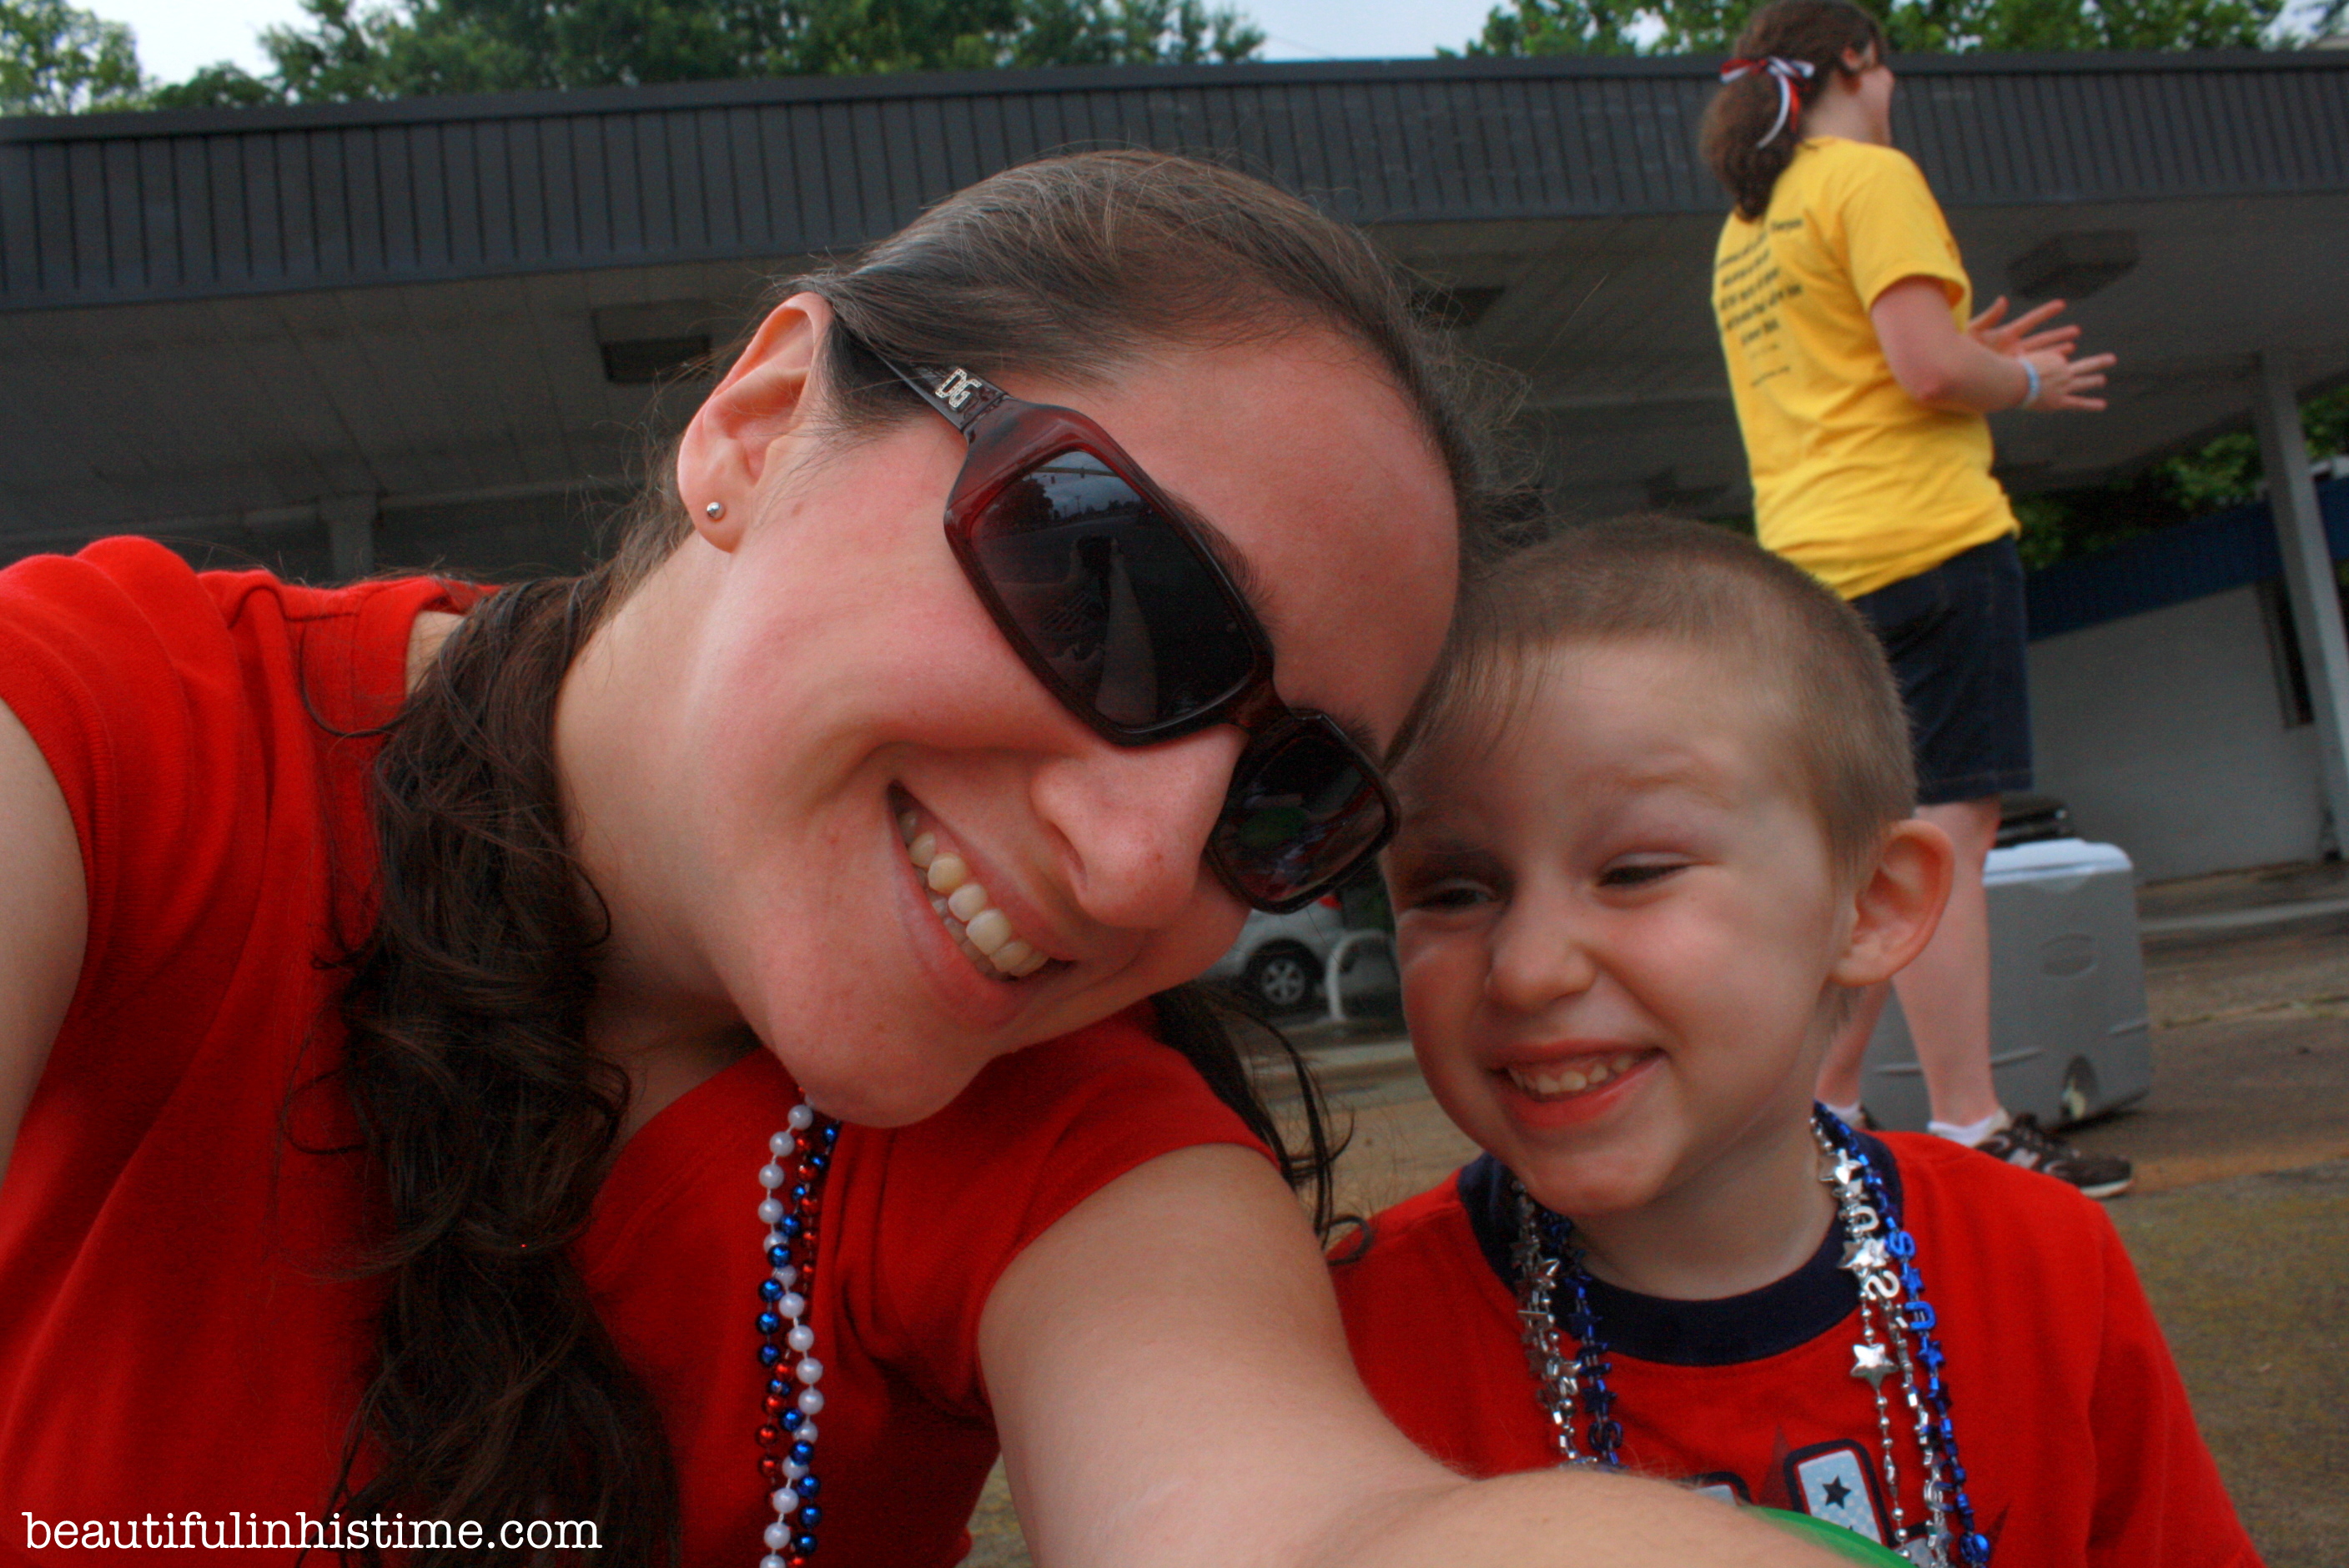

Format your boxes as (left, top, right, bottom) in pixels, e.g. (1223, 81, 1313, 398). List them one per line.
(1751, 1507, 1914, 1566)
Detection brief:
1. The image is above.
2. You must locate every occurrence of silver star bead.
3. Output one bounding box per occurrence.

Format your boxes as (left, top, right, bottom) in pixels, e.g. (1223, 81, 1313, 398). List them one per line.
(1841, 1235, 1891, 1274)
(1851, 1342, 1894, 1388)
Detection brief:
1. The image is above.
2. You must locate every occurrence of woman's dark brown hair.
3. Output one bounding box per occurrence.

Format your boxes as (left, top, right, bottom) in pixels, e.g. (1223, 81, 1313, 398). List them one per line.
(1700, 0, 1891, 220)
(329, 150, 1513, 1563)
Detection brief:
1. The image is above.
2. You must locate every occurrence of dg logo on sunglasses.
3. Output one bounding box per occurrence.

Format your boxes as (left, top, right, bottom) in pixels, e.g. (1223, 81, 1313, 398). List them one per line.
(933, 369, 979, 410)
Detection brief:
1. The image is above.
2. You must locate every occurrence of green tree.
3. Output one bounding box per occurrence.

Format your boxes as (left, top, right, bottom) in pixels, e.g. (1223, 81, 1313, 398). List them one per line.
(1456, 0, 2284, 58)
(2, 0, 143, 113)
(147, 0, 1263, 107)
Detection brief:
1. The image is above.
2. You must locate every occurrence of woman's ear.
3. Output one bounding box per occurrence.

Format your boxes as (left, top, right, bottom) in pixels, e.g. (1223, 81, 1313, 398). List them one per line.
(677, 291, 833, 554)
(1831, 818, 1954, 988)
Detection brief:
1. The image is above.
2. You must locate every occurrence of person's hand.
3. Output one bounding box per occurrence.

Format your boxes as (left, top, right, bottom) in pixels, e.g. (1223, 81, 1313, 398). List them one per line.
(1969, 295, 2081, 360)
(1970, 295, 2114, 411)
(2020, 344, 2116, 412)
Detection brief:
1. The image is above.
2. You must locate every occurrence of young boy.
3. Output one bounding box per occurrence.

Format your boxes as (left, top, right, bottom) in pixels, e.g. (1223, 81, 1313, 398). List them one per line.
(1334, 519, 2258, 1568)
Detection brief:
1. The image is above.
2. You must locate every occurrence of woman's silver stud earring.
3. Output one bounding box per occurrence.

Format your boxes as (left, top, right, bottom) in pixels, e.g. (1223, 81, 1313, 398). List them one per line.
(704, 500, 726, 521)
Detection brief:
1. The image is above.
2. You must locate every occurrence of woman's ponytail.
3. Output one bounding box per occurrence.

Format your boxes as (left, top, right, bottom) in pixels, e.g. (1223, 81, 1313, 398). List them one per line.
(1699, 0, 1890, 220)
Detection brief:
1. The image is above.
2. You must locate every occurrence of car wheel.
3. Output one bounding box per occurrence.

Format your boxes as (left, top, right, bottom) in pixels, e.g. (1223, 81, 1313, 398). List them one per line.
(1246, 945, 1316, 1013)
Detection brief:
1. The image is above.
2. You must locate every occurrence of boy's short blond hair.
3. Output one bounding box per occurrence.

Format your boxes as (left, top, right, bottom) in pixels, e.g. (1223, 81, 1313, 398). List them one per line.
(1396, 515, 1916, 886)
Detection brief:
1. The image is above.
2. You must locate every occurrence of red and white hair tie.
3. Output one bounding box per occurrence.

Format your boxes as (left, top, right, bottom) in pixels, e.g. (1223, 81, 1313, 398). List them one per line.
(1720, 55, 1818, 148)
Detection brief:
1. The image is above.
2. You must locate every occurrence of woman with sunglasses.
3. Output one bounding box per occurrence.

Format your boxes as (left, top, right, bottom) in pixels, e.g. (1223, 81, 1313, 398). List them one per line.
(0, 152, 1837, 1565)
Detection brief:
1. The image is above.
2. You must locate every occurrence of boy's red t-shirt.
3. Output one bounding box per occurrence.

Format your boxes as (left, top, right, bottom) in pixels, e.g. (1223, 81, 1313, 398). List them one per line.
(0, 538, 1261, 1564)
(1334, 1133, 2261, 1568)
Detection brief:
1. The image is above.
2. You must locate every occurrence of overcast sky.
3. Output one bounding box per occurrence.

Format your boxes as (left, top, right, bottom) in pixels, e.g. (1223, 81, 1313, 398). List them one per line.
(103, 0, 1502, 87)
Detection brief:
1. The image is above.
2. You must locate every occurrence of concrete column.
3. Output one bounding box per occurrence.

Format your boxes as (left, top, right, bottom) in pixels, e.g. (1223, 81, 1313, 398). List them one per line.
(321, 493, 379, 581)
(2253, 351, 2349, 852)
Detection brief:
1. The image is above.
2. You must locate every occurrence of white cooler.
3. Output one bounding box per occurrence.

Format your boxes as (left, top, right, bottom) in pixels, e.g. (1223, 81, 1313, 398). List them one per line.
(1859, 837, 2154, 1132)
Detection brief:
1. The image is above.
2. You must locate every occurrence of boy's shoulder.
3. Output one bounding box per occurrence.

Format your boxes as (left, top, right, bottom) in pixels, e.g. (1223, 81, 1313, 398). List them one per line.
(1878, 1129, 2130, 1275)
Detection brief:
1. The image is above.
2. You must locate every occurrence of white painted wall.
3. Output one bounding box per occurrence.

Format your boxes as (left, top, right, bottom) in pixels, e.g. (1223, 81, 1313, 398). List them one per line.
(2028, 584, 2326, 881)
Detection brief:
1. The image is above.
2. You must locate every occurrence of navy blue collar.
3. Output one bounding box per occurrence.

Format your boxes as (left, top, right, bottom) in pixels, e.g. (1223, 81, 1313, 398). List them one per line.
(1456, 1132, 1905, 1368)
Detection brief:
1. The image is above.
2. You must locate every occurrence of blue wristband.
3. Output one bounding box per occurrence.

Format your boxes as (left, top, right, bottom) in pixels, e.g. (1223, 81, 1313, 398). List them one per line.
(2018, 358, 2042, 410)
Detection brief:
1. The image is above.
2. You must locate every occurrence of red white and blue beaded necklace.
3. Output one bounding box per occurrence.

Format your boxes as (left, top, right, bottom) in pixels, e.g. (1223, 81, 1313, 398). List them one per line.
(1508, 1107, 1990, 1568)
(755, 1102, 842, 1568)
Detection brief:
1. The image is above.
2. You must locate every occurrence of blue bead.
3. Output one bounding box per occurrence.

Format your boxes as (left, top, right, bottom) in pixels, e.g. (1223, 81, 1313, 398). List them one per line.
(1887, 1231, 1916, 1258)
(781, 1409, 803, 1430)
(760, 1278, 783, 1303)
(768, 1378, 787, 1397)
(795, 1534, 819, 1554)
(790, 1440, 814, 1465)
(1939, 1417, 1958, 1443)
(1906, 1301, 1937, 1330)
(757, 1311, 783, 1335)
(809, 1151, 830, 1170)
(822, 1123, 838, 1143)
(799, 1505, 821, 1529)
(767, 1245, 790, 1269)
(1952, 1463, 1968, 1485)
(795, 1474, 821, 1498)
(792, 1184, 811, 1203)
(781, 1215, 804, 1239)
(758, 1344, 782, 1368)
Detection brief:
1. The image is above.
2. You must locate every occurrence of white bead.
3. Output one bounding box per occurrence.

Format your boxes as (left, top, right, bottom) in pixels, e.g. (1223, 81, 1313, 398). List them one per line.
(774, 1264, 797, 1288)
(796, 1420, 818, 1444)
(766, 1523, 792, 1550)
(770, 1131, 794, 1158)
(787, 1324, 815, 1354)
(787, 1104, 815, 1131)
(778, 1291, 806, 1319)
(757, 1163, 787, 1189)
(758, 1199, 784, 1225)
(782, 1459, 807, 1481)
(771, 1489, 796, 1515)
(798, 1389, 825, 1415)
(763, 1555, 787, 1568)
(796, 1357, 824, 1385)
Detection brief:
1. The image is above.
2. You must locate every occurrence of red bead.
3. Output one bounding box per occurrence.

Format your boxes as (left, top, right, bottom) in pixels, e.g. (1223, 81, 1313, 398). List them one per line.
(757, 1425, 780, 1446)
(799, 1196, 822, 1218)
(764, 1395, 787, 1417)
(760, 1457, 783, 1484)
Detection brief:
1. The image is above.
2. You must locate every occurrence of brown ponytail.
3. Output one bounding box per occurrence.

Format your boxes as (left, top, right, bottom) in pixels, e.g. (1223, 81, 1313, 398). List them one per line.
(1700, 0, 1890, 221)
(328, 150, 1511, 1561)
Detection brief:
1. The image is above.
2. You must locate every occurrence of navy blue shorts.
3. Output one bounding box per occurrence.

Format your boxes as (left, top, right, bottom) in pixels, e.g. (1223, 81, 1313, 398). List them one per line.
(1849, 535, 2034, 807)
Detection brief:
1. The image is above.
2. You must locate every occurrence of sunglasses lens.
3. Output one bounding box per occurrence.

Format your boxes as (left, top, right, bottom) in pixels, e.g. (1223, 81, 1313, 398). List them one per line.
(1213, 724, 1393, 912)
(967, 449, 1256, 731)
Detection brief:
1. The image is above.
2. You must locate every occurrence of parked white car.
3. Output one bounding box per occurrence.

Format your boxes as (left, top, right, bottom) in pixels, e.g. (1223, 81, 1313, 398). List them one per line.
(1205, 897, 1398, 1014)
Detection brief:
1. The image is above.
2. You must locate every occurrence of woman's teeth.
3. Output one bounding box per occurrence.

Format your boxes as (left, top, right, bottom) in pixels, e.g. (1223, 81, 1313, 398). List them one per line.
(901, 812, 1049, 981)
(1506, 1053, 1644, 1100)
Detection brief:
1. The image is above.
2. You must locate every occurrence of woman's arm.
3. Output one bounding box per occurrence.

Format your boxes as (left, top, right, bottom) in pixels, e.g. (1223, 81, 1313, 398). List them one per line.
(1870, 278, 2114, 415)
(982, 1143, 1843, 1568)
(0, 699, 86, 1190)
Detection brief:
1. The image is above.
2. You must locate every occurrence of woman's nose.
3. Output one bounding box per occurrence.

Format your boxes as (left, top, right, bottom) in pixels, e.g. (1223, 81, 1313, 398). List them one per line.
(1031, 725, 1249, 932)
(1483, 896, 1600, 1014)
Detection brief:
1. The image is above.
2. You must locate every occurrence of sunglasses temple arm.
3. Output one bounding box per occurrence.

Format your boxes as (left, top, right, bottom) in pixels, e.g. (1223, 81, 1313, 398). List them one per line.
(883, 359, 1010, 437)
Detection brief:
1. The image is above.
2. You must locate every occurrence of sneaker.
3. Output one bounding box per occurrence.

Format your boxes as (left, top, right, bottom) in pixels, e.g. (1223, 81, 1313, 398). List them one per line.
(1972, 1113, 2134, 1199)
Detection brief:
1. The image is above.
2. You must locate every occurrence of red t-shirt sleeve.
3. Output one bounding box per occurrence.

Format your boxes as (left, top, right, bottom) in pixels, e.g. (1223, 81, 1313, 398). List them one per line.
(2082, 1203, 2265, 1568)
(849, 1007, 1270, 1420)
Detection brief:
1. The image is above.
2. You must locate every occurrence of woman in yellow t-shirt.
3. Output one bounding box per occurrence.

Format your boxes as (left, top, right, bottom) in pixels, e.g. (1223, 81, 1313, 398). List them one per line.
(1702, 0, 2130, 1197)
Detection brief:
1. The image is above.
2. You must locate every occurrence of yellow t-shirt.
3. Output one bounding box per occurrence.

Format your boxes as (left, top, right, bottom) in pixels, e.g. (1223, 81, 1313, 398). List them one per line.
(1713, 138, 2017, 600)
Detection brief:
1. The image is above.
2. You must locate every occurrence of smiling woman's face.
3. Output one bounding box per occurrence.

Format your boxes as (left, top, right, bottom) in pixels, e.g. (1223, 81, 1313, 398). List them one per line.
(570, 305, 1459, 1127)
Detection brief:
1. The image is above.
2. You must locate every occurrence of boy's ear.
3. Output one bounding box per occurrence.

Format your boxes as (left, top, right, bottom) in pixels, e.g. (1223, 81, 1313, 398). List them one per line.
(676, 291, 833, 554)
(1831, 818, 1954, 988)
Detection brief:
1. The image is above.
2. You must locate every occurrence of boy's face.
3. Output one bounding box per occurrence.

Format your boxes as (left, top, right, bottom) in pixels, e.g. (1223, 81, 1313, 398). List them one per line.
(1386, 637, 1856, 1220)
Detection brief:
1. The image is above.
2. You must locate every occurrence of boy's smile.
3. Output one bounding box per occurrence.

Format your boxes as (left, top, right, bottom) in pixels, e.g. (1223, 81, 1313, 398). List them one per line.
(1386, 637, 1865, 1297)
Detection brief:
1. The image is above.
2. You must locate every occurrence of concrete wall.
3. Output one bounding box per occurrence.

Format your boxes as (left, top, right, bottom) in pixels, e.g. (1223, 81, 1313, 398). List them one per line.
(2029, 582, 2326, 881)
